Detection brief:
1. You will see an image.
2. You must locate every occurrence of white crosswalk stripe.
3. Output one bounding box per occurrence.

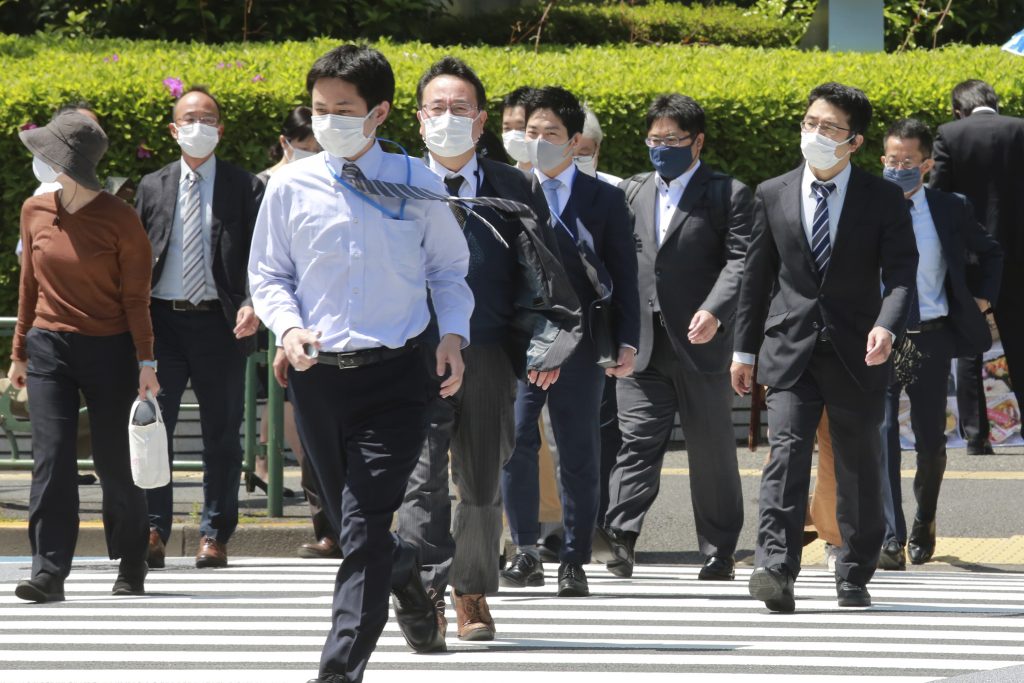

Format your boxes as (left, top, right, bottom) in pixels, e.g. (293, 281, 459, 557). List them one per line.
(2, 558, 1023, 682)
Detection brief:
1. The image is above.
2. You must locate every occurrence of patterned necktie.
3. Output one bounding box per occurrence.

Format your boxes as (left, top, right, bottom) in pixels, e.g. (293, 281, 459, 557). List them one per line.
(444, 174, 468, 228)
(810, 180, 836, 281)
(181, 170, 206, 305)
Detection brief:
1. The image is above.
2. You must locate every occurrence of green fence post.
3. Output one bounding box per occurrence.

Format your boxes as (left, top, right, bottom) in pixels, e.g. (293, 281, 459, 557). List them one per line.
(243, 354, 258, 478)
(266, 331, 284, 516)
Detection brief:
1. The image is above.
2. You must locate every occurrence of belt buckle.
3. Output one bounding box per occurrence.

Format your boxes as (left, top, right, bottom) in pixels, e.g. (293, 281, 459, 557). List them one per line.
(172, 300, 188, 312)
(336, 353, 359, 369)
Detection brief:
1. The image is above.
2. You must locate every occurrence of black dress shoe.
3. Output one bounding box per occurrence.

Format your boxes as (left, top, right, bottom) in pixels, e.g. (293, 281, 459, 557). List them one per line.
(836, 577, 871, 607)
(966, 441, 995, 456)
(748, 565, 795, 613)
(907, 516, 936, 565)
(307, 674, 347, 683)
(390, 542, 445, 653)
(877, 539, 906, 570)
(500, 552, 544, 588)
(538, 531, 562, 563)
(593, 527, 635, 578)
(112, 559, 148, 595)
(698, 555, 736, 581)
(15, 572, 65, 603)
(557, 562, 590, 597)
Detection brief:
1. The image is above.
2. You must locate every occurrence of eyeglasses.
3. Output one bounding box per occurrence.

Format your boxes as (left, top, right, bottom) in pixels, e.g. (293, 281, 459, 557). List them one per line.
(883, 157, 923, 170)
(644, 134, 691, 148)
(800, 118, 851, 140)
(421, 100, 478, 118)
(177, 115, 219, 126)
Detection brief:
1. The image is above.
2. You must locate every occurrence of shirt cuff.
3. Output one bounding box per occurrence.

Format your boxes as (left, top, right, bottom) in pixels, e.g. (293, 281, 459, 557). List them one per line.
(882, 327, 896, 343)
(619, 344, 637, 353)
(732, 351, 756, 365)
(438, 324, 471, 349)
(270, 313, 306, 344)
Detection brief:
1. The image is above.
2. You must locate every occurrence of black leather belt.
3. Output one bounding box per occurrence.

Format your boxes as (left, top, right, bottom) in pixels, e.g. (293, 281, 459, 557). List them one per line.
(154, 299, 220, 312)
(910, 316, 948, 334)
(316, 343, 418, 370)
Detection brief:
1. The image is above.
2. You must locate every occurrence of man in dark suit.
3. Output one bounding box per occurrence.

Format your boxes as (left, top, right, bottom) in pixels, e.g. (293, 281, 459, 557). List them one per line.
(732, 82, 918, 611)
(876, 119, 1003, 570)
(930, 79, 1024, 452)
(594, 94, 751, 581)
(502, 86, 639, 599)
(395, 57, 581, 644)
(135, 86, 264, 569)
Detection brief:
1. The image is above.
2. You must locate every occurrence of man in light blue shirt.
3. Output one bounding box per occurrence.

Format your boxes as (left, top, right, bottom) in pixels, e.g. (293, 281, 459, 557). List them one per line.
(248, 45, 472, 683)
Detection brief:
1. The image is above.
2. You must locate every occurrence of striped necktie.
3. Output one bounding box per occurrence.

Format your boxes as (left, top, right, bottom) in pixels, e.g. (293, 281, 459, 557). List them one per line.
(181, 170, 206, 305)
(810, 180, 836, 282)
(444, 174, 468, 228)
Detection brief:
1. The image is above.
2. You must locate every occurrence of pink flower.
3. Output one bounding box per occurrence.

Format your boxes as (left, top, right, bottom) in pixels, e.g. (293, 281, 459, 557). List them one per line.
(103, 53, 120, 63)
(136, 142, 153, 159)
(20, 121, 37, 131)
(162, 77, 184, 99)
(235, 60, 245, 68)
(216, 61, 227, 69)
(251, 74, 265, 82)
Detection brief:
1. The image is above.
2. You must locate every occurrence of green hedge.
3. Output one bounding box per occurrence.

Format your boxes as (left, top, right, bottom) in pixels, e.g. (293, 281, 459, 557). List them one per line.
(1, 35, 1023, 316)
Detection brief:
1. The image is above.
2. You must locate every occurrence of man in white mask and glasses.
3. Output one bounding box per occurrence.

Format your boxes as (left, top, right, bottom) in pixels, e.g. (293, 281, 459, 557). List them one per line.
(731, 82, 918, 612)
(396, 56, 581, 645)
(135, 86, 265, 571)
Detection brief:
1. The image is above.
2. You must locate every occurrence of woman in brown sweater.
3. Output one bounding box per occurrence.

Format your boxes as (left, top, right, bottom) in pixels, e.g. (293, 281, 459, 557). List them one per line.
(8, 111, 160, 603)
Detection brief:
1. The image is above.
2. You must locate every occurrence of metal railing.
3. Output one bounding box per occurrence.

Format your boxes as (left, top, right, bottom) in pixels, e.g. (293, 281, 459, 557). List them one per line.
(0, 317, 286, 516)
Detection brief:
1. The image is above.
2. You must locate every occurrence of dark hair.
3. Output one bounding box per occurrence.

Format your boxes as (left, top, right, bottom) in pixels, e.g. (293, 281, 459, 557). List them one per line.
(54, 99, 95, 118)
(172, 85, 223, 120)
(501, 86, 535, 114)
(883, 118, 933, 158)
(645, 94, 705, 137)
(806, 82, 872, 136)
(305, 44, 394, 110)
(416, 56, 487, 109)
(269, 106, 314, 163)
(522, 86, 585, 137)
(951, 79, 999, 117)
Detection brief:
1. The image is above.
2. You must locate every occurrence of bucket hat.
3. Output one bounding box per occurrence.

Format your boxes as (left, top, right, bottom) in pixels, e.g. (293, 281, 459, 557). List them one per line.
(19, 111, 108, 191)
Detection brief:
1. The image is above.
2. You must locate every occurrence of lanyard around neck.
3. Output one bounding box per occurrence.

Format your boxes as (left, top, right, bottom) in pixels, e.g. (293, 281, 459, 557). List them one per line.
(325, 138, 413, 221)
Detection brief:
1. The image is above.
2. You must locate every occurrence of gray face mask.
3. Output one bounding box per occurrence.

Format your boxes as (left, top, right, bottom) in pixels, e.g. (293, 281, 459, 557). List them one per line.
(526, 138, 571, 173)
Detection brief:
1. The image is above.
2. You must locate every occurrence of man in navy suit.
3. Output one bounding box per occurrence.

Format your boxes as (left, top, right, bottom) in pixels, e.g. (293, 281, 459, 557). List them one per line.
(501, 86, 639, 598)
(876, 118, 1002, 570)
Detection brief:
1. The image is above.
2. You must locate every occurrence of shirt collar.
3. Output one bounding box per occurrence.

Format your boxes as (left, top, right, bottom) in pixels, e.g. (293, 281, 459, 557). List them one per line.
(326, 140, 384, 180)
(910, 185, 929, 212)
(802, 161, 852, 198)
(180, 155, 216, 181)
(655, 160, 702, 194)
(971, 106, 998, 115)
(534, 162, 577, 192)
(427, 153, 479, 191)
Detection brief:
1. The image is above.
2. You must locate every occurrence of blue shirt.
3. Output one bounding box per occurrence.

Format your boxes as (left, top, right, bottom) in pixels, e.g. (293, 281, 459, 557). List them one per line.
(909, 188, 949, 322)
(151, 156, 218, 301)
(248, 143, 473, 352)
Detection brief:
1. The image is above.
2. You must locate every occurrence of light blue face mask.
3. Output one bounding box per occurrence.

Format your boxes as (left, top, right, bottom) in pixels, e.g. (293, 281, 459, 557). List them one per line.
(883, 166, 922, 194)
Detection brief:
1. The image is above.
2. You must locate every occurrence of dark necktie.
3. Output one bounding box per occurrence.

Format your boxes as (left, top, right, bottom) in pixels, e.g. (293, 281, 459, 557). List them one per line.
(444, 174, 468, 228)
(810, 181, 836, 282)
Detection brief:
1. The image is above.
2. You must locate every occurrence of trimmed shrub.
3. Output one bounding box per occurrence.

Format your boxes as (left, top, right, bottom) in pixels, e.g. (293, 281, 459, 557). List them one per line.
(1, 36, 1022, 316)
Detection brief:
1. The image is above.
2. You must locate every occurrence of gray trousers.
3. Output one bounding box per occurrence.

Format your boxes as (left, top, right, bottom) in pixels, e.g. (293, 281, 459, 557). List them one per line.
(395, 343, 517, 595)
(605, 324, 743, 558)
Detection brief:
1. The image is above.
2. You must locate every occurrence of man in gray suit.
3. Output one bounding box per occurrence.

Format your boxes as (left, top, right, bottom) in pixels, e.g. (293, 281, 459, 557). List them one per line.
(594, 94, 752, 581)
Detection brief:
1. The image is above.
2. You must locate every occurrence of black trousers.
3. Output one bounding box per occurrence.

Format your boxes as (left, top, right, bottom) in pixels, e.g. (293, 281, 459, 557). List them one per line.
(993, 271, 1024, 411)
(288, 349, 430, 683)
(596, 376, 621, 525)
(955, 354, 990, 448)
(25, 329, 148, 580)
(147, 302, 245, 544)
(881, 326, 955, 544)
(759, 343, 885, 586)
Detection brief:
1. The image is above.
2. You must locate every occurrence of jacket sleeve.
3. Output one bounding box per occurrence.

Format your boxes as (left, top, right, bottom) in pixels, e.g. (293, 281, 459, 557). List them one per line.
(699, 178, 754, 328)
(239, 171, 266, 310)
(958, 194, 1004, 304)
(734, 184, 780, 357)
(875, 188, 919, 336)
(929, 130, 953, 192)
(603, 187, 640, 349)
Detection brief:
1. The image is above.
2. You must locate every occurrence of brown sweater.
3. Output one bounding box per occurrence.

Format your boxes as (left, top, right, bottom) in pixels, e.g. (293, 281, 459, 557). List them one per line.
(13, 191, 154, 362)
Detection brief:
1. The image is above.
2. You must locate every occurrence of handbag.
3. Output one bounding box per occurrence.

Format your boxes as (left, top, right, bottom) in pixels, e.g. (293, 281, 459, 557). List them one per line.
(128, 391, 170, 489)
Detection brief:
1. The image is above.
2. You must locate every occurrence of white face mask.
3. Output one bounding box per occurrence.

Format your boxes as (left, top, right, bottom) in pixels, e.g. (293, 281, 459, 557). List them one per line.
(526, 138, 571, 174)
(574, 155, 597, 177)
(32, 156, 59, 184)
(312, 109, 377, 159)
(285, 140, 317, 163)
(800, 130, 852, 171)
(174, 122, 220, 159)
(422, 112, 478, 158)
(502, 129, 530, 163)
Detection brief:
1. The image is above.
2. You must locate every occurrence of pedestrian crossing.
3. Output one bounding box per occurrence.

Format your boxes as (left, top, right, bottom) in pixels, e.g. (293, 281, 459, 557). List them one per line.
(1, 558, 1023, 682)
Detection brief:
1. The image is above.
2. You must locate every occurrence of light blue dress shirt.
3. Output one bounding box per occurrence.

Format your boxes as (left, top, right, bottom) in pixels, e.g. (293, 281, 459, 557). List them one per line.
(248, 143, 473, 352)
(908, 188, 949, 322)
(152, 155, 219, 301)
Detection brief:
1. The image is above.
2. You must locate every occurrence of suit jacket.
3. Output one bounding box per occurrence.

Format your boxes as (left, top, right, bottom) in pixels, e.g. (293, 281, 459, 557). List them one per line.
(931, 110, 1024, 266)
(135, 157, 265, 354)
(921, 188, 1002, 358)
(476, 156, 582, 375)
(735, 164, 919, 392)
(534, 169, 640, 350)
(624, 165, 754, 374)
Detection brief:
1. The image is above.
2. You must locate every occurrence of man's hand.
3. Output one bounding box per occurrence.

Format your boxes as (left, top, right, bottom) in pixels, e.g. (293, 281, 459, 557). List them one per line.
(606, 346, 636, 378)
(687, 310, 719, 345)
(272, 347, 289, 388)
(7, 360, 27, 389)
(865, 326, 894, 366)
(975, 298, 992, 314)
(234, 305, 259, 339)
(283, 328, 321, 371)
(528, 368, 560, 390)
(138, 366, 160, 400)
(731, 361, 753, 396)
(436, 334, 465, 398)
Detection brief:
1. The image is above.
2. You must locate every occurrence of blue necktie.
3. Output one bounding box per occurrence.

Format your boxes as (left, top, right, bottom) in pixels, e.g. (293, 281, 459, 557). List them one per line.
(810, 181, 836, 282)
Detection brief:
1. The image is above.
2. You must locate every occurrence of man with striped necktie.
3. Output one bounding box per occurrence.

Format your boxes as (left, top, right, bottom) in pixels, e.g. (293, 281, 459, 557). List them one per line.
(731, 83, 918, 612)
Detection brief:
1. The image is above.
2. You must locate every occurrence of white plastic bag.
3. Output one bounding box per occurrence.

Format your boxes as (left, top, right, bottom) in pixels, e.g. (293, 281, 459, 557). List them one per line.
(128, 391, 170, 489)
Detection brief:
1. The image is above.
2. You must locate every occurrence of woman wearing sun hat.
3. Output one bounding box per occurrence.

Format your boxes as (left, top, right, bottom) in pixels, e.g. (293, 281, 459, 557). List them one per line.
(9, 110, 161, 602)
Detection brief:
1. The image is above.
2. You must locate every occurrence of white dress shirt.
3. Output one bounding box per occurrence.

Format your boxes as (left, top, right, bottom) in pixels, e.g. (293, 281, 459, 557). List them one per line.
(908, 189, 949, 322)
(152, 156, 218, 301)
(655, 160, 701, 247)
(248, 143, 473, 352)
(597, 170, 623, 186)
(428, 154, 479, 199)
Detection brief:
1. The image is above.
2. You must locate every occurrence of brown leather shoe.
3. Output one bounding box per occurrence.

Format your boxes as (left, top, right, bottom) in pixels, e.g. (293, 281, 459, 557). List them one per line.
(195, 536, 227, 568)
(429, 588, 447, 647)
(451, 589, 494, 641)
(147, 529, 166, 569)
(297, 537, 343, 559)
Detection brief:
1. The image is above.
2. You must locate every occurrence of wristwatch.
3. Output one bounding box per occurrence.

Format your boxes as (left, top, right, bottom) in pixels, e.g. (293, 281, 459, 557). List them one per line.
(139, 360, 158, 370)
